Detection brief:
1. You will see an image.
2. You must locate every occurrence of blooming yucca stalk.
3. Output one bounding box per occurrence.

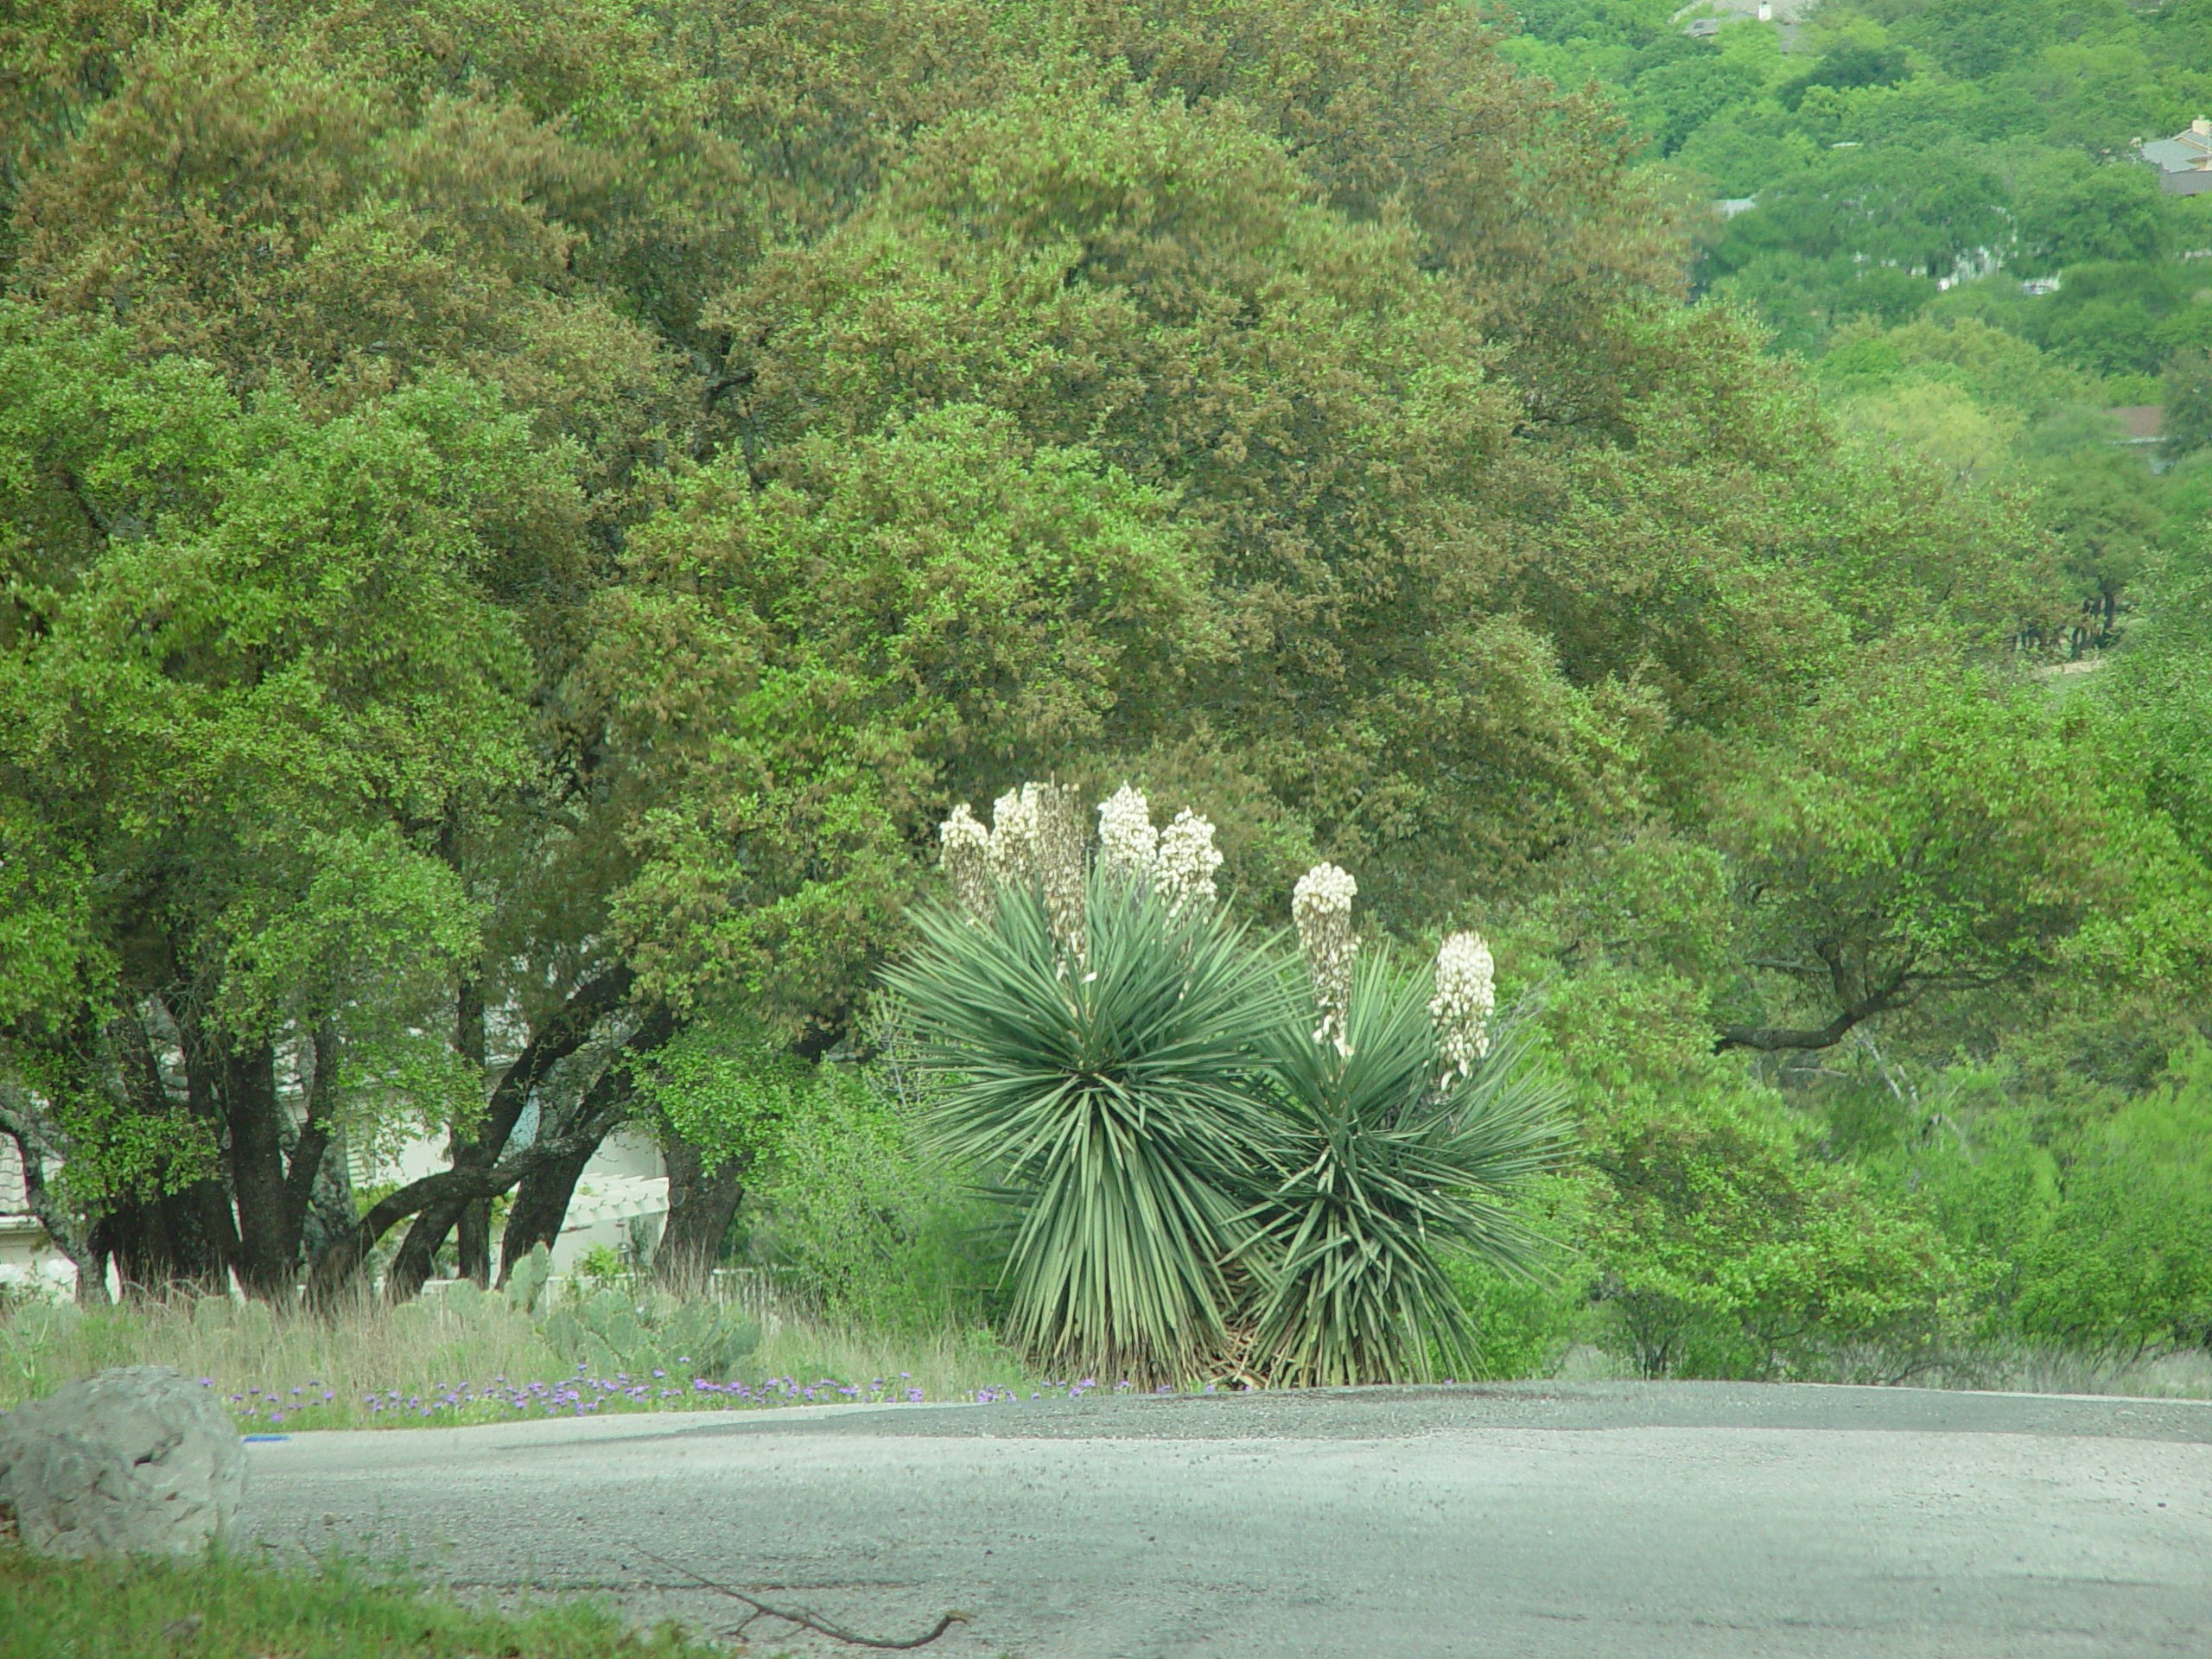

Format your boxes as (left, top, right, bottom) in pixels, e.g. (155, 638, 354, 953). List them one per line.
(1030, 782, 1088, 965)
(1096, 786, 1224, 918)
(1096, 784, 1159, 888)
(1236, 950, 1567, 1387)
(987, 786, 1036, 886)
(938, 804, 994, 925)
(1156, 808, 1224, 916)
(1292, 863, 1358, 1054)
(1429, 931, 1496, 1085)
(972, 782, 1088, 963)
(884, 868, 1284, 1382)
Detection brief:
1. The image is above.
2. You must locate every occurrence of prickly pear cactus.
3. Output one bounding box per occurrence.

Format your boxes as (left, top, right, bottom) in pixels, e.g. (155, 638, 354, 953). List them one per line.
(503, 1243, 553, 1314)
(536, 1285, 760, 1381)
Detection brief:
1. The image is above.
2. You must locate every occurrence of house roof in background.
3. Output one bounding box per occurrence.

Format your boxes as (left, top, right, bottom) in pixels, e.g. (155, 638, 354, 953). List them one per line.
(2110, 405, 2164, 442)
(1672, 0, 1819, 17)
(2141, 122, 2212, 172)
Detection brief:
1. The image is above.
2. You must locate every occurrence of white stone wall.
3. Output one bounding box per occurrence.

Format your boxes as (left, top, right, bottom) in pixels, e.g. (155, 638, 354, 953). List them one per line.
(1, 1135, 61, 1281)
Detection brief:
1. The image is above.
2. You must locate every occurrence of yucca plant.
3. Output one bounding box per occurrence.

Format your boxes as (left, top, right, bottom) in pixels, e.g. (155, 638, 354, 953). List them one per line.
(882, 863, 1283, 1382)
(892, 784, 1567, 1388)
(1238, 946, 1570, 1387)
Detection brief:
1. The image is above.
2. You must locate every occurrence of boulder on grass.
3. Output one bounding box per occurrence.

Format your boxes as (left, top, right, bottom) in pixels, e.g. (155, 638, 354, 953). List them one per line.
(0, 1365, 245, 1558)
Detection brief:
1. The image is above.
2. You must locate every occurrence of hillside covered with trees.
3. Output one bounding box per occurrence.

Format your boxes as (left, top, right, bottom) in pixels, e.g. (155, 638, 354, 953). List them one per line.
(1525, 0, 2212, 645)
(1, 0, 2208, 1384)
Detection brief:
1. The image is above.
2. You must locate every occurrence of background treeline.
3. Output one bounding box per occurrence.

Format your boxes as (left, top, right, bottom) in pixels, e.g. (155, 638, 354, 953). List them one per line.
(1522, 0, 2212, 651)
(0, 0, 2208, 1383)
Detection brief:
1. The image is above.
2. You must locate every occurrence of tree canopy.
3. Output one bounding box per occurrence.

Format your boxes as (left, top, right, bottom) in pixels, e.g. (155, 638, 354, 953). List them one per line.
(0, 0, 2202, 1344)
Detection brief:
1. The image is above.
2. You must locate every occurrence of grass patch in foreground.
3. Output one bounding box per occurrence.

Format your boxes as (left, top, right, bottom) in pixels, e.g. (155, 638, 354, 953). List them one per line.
(0, 1547, 720, 1659)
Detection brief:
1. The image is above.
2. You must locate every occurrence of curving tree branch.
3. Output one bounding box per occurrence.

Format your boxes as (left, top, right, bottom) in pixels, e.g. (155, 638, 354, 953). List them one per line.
(305, 1084, 634, 1308)
(384, 965, 636, 1301)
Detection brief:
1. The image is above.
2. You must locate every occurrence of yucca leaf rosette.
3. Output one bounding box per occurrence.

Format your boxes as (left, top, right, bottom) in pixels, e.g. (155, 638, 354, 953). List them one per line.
(884, 868, 1283, 1381)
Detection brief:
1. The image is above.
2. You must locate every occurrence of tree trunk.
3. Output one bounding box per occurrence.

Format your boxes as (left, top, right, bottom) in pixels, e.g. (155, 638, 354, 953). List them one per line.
(87, 1201, 157, 1298)
(453, 980, 493, 1287)
(493, 1006, 673, 1286)
(222, 1039, 296, 1299)
(13, 999, 352, 1302)
(272, 1024, 340, 1282)
(296, 1130, 356, 1272)
(384, 1198, 459, 1301)
(84, 1004, 229, 1294)
(94, 1177, 231, 1296)
(164, 1001, 249, 1290)
(497, 1137, 602, 1277)
(305, 1096, 631, 1307)
(645, 1020, 836, 1295)
(456, 1201, 493, 1288)
(654, 1138, 747, 1297)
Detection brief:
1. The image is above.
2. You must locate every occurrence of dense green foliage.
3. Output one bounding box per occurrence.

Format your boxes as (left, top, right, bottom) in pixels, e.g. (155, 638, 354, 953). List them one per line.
(734, 1061, 1001, 1332)
(1459, 0, 2212, 1381)
(0, 0, 2204, 1389)
(1513, 0, 2212, 641)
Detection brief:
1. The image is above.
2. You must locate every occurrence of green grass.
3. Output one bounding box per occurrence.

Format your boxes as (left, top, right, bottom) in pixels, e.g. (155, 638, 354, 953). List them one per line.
(0, 1548, 722, 1659)
(0, 1292, 1039, 1431)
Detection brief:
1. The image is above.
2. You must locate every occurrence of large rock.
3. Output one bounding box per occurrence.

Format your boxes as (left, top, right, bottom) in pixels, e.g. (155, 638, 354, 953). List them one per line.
(0, 1365, 245, 1558)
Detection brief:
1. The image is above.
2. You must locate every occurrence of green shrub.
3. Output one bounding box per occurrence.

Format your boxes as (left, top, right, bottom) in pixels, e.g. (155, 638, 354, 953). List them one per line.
(1911, 1041, 2212, 1360)
(1581, 1084, 1980, 1381)
(744, 1065, 1004, 1336)
(1446, 1257, 1587, 1380)
(1443, 1178, 1595, 1380)
(574, 1243, 628, 1296)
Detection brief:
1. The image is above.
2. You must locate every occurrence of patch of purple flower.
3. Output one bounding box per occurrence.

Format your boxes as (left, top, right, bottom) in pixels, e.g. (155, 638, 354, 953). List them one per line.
(215, 1358, 1171, 1433)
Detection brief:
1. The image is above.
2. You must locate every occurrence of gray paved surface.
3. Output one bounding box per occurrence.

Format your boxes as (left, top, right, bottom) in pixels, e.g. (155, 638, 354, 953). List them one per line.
(238, 1382, 2212, 1657)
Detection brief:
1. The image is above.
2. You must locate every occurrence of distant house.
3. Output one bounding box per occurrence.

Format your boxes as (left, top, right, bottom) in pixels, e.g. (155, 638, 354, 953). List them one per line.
(2109, 406, 2171, 473)
(2136, 119, 2212, 195)
(2111, 406, 2164, 443)
(1675, 0, 1814, 21)
(1675, 0, 1813, 44)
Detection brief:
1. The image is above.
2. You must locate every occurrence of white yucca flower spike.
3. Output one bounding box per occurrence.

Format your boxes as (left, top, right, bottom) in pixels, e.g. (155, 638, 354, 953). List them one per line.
(987, 787, 1037, 887)
(984, 782, 1086, 963)
(938, 803, 993, 925)
(1155, 809, 1224, 917)
(1096, 784, 1158, 888)
(1293, 862, 1358, 1056)
(1027, 782, 1089, 967)
(1429, 931, 1496, 1086)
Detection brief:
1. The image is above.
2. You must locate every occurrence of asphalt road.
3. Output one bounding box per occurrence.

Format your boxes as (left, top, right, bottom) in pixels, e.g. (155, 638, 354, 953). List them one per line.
(237, 1382, 2212, 1657)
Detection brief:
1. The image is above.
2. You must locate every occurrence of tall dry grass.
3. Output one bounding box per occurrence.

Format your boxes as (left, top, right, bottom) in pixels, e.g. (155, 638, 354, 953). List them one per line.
(0, 1284, 1038, 1431)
